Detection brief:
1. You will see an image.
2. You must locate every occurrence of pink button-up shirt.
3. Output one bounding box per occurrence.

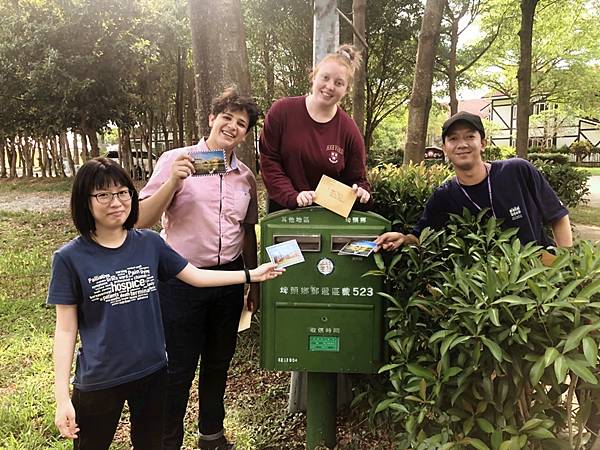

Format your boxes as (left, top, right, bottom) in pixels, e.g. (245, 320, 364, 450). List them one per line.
(140, 139, 258, 268)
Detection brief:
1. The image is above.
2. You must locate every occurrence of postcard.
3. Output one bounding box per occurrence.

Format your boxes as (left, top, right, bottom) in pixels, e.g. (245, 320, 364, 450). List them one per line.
(314, 175, 355, 218)
(338, 240, 377, 257)
(189, 149, 227, 176)
(265, 239, 305, 268)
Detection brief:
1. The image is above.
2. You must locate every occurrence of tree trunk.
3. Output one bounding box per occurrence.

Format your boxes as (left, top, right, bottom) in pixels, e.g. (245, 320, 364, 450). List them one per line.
(9, 138, 17, 179)
(185, 71, 196, 146)
(352, 0, 367, 137)
(187, 0, 255, 169)
(448, 14, 459, 116)
(313, 0, 339, 64)
(261, 29, 275, 107)
(119, 127, 133, 175)
(50, 136, 65, 177)
(0, 133, 6, 178)
(404, 0, 445, 164)
(81, 121, 100, 158)
(175, 46, 185, 148)
(72, 130, 80, 166)
(78, 129, 90, 162)
(516, 0, 538, 159)
(61, 131, 76, 176)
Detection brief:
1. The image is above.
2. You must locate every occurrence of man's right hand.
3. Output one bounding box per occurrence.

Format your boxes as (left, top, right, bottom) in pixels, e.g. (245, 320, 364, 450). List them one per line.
(55, 399, 79, 440)
(374, 232, 418, 252)
(168, 154, 195, 187)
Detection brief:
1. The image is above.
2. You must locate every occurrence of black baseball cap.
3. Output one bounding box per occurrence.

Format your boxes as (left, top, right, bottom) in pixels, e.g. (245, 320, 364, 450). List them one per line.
(441, 111, 485, 142)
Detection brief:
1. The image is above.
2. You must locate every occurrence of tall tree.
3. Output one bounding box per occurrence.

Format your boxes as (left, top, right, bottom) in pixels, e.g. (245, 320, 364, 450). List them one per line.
(351, 0, 367, 135)
(437, 0, 505, 115)
(404, 0, 445, 164)
(515, 0, 539, 158)
(188, 0, 254, 166)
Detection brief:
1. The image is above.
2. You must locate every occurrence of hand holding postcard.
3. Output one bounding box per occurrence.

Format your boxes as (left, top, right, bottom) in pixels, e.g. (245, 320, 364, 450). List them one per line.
(314, 175, 356, 218)
(265, 239, 305, 268)
(189, 149, 227, 176)
(338, 240, 377, 257)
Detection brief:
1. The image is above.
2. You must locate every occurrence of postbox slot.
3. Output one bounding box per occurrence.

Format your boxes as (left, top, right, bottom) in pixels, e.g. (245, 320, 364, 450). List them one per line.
(330, 235, 378, 252)
(273, 234, 321, 252)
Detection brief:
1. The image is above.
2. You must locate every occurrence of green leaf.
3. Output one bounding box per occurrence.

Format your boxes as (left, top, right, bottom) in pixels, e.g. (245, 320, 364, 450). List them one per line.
(520, 418, 544, 432)
(529, 357, 546, 385)
(554, 355, 568, 383)
(527, 427, 555, 439)
(564, 324, 596, 353)
(406, 363, 436, 381)
(566, 357, 598, 384)
(374, 252, 385, 270)
(543, 347, 560, 368)
(516, 267, 547, 284)
(476, 418, 494, 433)
(481, 336, 503, 362)
(462, 437, 490, 450)
(429, 329, 455, 343)
(579, 278, 600, 299)
(493, 295, 535, 306)
(489, 308, 501, 327)
(374, 397, 397, 414)
(583, 336, 598, 366)
(378, 363, 401, 373)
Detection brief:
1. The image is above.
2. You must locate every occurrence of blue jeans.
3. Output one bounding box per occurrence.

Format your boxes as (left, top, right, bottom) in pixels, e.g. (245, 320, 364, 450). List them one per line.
(159, 269, 244, 450)
(72, 367, 167, 450)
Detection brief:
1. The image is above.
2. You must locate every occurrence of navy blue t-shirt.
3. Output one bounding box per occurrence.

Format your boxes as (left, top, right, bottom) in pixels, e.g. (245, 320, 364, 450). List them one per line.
(47, 229, 188, 391)
(413, 159, 568, 246)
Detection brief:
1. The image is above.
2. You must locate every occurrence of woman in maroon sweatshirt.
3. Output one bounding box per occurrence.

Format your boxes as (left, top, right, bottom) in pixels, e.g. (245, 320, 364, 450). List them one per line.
(259, 44, 372, 213)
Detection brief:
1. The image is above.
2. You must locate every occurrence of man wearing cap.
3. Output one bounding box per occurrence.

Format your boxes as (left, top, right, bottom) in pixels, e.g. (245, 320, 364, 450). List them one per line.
(375, 110, 573, 250)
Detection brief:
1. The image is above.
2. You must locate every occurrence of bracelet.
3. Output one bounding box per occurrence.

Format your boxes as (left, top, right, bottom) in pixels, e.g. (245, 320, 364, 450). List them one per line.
(244, 267, 251, 284)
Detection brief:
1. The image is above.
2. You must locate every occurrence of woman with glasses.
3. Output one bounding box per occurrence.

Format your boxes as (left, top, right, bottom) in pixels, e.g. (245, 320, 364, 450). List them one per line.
(48, 157, 282, 450)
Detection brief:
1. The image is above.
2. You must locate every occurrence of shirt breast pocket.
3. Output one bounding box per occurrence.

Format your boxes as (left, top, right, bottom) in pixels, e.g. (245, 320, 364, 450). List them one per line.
(231, 189, 251, 222)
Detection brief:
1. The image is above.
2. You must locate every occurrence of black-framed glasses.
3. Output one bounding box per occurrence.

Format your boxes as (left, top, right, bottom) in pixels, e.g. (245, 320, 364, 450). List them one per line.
(90, 190, 133, 204)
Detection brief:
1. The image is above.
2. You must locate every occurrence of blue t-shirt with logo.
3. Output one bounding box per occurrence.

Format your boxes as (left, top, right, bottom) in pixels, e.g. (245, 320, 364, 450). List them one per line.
(413, 159, 568, 246)
(47, 229, 188, 391)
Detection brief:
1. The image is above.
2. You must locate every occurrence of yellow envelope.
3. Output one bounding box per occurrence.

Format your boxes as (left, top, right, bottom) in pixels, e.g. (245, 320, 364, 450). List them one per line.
(314, 175, 355, 218)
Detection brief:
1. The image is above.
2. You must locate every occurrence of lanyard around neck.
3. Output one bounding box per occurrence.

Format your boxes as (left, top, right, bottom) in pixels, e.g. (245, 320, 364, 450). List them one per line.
(455, 164, 496, 218)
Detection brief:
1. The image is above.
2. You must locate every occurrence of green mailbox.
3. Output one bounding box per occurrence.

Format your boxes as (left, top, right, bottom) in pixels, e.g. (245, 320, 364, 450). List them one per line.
(260, 206, 391, 374)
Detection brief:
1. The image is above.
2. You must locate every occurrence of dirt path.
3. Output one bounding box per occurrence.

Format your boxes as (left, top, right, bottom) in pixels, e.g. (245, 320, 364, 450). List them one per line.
(0, 191, 70, 213)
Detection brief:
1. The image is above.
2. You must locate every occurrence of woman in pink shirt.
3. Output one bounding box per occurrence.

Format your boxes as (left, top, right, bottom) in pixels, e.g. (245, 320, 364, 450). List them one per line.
(136, 88, 260, 450)
(259, 44, 372, 212)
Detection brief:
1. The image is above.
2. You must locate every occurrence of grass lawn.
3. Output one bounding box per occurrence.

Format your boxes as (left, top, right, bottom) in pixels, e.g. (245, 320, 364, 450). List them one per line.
(576, 166, 600, 176)
(570, 205, 600, 227)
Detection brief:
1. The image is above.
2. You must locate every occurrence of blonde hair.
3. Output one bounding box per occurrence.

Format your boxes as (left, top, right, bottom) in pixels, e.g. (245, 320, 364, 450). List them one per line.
(310, 44, 363, 86)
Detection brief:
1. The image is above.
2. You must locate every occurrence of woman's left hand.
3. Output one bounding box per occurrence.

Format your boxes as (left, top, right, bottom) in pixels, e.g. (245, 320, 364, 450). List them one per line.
(352, 184, 370, 204)
(250, 263, 285, 282)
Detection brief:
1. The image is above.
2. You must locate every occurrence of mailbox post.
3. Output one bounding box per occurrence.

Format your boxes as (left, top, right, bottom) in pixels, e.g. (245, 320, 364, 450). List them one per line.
(260, 206, 390, 449)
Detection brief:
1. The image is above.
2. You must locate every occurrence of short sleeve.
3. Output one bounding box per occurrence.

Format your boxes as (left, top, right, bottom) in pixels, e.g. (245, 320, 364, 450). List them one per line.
(47, 252, 82, 305)
(523, 161, 568, 224)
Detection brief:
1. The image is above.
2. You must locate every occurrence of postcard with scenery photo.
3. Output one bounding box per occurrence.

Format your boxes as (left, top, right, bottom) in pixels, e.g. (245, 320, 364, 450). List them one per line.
(338, 240, 377, 257)
(189, 149, 227, 176)
(265, 239, 305, 269)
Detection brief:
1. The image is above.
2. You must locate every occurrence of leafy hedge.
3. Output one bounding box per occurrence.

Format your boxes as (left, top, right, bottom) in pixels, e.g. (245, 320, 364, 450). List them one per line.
(369, 163, 453, 234)
(530, 160, 589, 208)
(527, 153, 570, 165)
(369, 210, 600, 450)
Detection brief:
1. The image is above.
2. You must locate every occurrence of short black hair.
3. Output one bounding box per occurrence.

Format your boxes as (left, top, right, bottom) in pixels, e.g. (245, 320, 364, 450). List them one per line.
(71, 157, 139, 240)
(211, 86, 261, 131)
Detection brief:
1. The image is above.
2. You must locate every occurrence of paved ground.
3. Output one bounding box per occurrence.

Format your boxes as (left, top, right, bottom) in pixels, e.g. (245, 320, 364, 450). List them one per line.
(586, 176, 600, 208)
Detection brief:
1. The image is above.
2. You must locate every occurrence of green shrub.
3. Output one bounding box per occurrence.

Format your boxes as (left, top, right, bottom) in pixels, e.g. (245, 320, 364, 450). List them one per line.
(368, 147, 405, 168)
(528, 153, 569, 165)
(369, 163, 452, 234)
(370, 210, 600, 450)
(556, 145, 571, 155)
(484, 146, 516, 161)
(531, 160, 590, 208)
